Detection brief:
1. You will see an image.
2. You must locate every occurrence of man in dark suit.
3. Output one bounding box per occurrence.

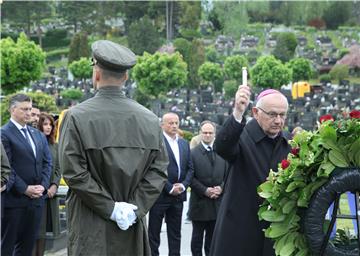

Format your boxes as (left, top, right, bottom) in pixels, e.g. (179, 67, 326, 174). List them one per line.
(188, 121, 229, 256)
(149, 112, 194, 256)
(1, 94, 52, 256)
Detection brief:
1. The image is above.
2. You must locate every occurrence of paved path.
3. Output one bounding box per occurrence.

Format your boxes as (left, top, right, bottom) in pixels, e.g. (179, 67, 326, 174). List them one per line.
(45, 194, 194, 256)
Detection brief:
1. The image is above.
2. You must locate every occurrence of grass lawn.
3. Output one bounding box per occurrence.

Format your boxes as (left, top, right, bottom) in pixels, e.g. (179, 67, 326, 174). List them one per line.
(334, 193, 358, 235)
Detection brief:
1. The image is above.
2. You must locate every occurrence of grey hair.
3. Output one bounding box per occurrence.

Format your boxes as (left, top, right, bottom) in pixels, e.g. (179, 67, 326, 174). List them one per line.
(9, 94, 31, 109)
(199, 120, 216, 133)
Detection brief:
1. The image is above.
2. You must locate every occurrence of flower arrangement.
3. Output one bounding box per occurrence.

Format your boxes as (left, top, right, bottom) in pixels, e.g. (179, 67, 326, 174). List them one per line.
(257, 110, 360, 256)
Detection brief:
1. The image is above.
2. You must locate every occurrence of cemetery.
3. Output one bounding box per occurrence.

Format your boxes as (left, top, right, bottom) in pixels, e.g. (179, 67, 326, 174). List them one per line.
(1, 1, 359, 256)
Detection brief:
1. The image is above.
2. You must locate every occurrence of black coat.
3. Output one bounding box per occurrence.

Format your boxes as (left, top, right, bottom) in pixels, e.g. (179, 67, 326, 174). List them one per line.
(211, 116, 291, 256)
(188, 143, 228, 221)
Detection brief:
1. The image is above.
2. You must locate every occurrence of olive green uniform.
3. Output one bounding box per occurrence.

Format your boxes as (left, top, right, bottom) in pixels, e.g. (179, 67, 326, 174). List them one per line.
(59, 87, 168, 256)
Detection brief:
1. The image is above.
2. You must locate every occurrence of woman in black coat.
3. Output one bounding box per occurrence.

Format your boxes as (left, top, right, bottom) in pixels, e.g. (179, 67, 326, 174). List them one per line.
(33, 113, 61, 256)
(211, 88, 291, 256)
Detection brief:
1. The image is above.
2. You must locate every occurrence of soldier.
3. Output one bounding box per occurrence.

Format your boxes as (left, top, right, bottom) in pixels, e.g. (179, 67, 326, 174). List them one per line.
(59, 40, 168, 256)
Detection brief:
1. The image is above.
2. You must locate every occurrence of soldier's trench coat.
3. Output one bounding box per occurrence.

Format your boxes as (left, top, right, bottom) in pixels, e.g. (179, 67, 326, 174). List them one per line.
(59, 87, 168, 256)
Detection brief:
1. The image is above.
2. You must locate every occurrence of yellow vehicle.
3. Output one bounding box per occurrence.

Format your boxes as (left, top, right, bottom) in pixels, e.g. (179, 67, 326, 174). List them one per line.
(292, 81, 311, 99)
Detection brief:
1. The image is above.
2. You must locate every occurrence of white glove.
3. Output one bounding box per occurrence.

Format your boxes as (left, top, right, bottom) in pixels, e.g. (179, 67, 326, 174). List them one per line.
(110, 202, 138, 230)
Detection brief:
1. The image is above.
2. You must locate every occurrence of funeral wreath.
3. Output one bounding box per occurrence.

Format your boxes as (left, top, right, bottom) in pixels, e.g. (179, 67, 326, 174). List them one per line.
(258, 110, 360, 256)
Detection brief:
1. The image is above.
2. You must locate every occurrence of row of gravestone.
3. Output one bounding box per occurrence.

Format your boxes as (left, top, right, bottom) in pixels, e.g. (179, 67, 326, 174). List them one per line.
(161, 84, 359, 134)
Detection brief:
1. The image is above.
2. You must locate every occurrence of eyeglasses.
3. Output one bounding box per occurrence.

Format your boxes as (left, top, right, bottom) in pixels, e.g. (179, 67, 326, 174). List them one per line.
(257, 107, 287, 120)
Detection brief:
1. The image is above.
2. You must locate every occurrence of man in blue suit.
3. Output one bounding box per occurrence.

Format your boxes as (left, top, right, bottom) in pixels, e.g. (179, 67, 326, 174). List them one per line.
(1, 94, 52, 256)
(149, 112, 194, 256)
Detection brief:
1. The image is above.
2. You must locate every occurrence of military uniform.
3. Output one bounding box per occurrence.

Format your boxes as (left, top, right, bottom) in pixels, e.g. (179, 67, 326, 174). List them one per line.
(59, 40, 168, 256)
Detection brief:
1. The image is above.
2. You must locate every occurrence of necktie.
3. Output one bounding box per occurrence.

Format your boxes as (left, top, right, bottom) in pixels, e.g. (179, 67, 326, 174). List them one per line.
(207, 146, 215, 165)
(21, 128, 31, 146)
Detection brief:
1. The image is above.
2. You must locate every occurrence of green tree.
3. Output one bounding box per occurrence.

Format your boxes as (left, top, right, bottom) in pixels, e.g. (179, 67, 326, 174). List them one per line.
(174, 38, 205, 89)
(224, 55, 249, 83)
(132, 52, 188, 98)
(121, 1, 150, 33)
(1, 92, 57, 124)
(198, 62, 223, 88)
(128, 15, 162, 55)
(69, 58, 92, 80)
(251, 55, 292, 89)
(2, 1, 53, 47)
(205, 46, 220, 63)
(329, 64, 349, 84)
(179, 1, 201, 29)
(208, 7, 223, 31)
(272, 32, 297, 63)
(60, 88, 84, 101)
(57, 2, 96, 33)
(305, 2, 329, 24)
(223, 80, 238, 100)
(323, 2, 351, 29)
(188, 39, 205, 89)
(213, 2, 248, 39)
(68, 32, 90, 64)
(178, 1, 201, 39)
(278, 2, 306, 26)
(1, 33, 45, 94)
(286, 58, 312, 82)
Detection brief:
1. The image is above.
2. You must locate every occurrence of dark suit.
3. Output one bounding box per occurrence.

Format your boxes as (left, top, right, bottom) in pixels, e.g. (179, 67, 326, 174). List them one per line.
(189, 143, 228, 256)
(149, 135, 194, 256)
(210, 117, 290, 256)
(1, 121, 52, 256)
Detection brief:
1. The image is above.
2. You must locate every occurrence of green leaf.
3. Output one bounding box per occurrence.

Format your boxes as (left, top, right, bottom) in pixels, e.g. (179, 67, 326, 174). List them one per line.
(319, 125, 337, 147)
(258, 181, 274, 199)
(285, 181, 306, 193)
(282, 200, 296, 214)
(260, 209, 286, 222)
(294, 248, 308, 256)
(258, 204, 269, 220)
(278, 231, 299, 256)
(279, 238, 296, 256)
(318, 161, 336, 177)
(275, 233, 290, 255)
(265, 222, 290, 238)
(349, 138, 360, 166)
(328, 149, 348, 167)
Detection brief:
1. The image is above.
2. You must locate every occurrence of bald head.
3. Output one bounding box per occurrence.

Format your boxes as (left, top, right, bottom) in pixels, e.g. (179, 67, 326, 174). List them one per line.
(253, 92, 288, 137)
(255, 92, 288, 109)
(161, 112, 180, 139)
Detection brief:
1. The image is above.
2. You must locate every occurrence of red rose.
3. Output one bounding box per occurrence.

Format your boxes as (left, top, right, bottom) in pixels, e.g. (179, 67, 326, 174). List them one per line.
(319, 114, 334, 123)
(281, 159, 290, 169)
(291, 147, 300, 156)
(349, 110, 360, 119)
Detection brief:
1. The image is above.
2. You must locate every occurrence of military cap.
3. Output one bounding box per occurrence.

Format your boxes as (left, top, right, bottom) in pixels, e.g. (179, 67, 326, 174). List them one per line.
(91, 40, 136, 72)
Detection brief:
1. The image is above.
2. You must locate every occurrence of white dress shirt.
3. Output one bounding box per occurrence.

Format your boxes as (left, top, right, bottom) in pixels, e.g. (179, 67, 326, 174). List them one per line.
(10, 118, 36, 157)
(163, 132, 181, 179)
(163, 132, 185, 194)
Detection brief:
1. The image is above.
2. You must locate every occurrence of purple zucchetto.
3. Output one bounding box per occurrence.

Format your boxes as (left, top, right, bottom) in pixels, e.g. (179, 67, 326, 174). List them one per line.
(256, 89, 281, 101)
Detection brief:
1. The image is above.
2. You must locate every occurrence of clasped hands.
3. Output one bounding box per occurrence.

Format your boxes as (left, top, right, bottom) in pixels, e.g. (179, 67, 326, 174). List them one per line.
(110, 202, 138, 231)
(205, 186, 222, 199)
(24, 185, 45, 199)
(169, 183, 185, 196)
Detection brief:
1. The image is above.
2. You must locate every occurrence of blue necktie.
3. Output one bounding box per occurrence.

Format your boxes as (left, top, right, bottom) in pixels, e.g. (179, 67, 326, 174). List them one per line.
(21, 128, 32, 146)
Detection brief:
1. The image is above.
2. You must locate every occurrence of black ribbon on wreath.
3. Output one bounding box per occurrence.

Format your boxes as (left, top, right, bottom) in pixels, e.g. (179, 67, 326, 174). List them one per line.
(303, 168, 360, 256)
